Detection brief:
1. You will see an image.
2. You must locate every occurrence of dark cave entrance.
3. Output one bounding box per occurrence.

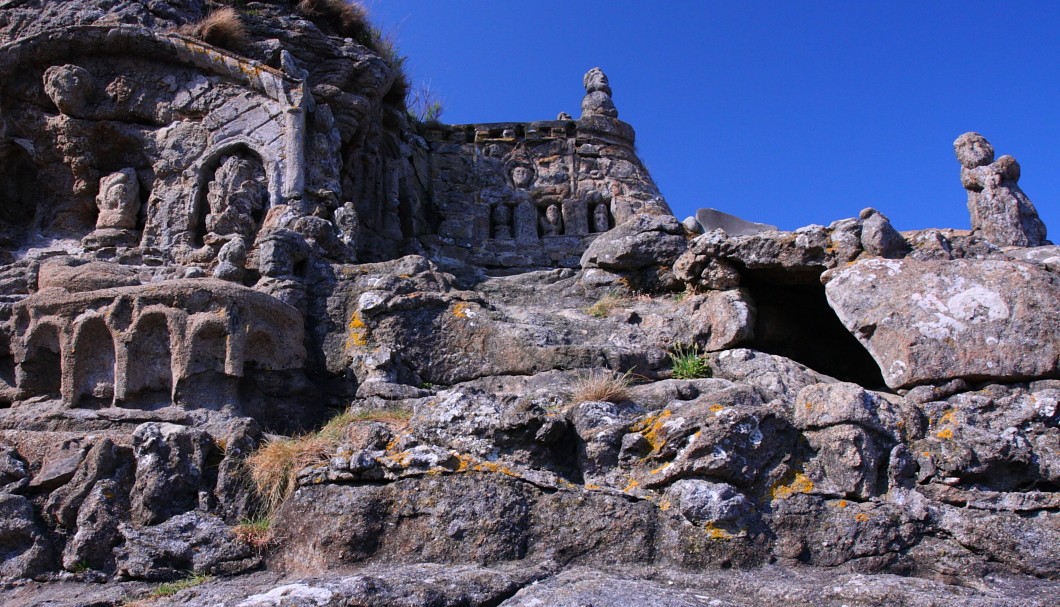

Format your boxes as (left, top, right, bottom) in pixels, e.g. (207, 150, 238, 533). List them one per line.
(741, 268, 887, 390)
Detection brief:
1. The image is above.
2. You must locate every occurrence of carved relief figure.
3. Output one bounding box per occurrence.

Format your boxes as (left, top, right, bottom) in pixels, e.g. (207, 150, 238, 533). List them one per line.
(203, 154, 268, 248)
(94, 168, 140, 230)
(592, 201, 611, 233)
(541, 203, 563, 236)
(508, 163, 539, 242)
(580, 67, 618, 119)
(954, 132, 1047, 247)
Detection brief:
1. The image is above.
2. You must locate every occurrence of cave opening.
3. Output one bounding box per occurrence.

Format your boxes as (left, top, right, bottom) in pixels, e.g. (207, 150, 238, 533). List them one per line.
(741, 268, 887, 390)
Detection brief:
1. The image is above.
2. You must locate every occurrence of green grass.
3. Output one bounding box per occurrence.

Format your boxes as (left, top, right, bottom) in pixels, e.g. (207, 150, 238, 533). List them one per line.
(669, 343, 712, 379)
(149, 573, 213, 599)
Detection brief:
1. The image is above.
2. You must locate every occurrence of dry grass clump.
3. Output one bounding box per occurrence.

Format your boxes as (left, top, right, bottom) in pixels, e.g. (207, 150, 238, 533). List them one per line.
(586, 292, 625, 318)
(244, 432, 332, 514)
(570, 370, 632, 404)
(297, 0, 373, 44)
(179, 8, 248, 50)
(244, 405, 412, 513)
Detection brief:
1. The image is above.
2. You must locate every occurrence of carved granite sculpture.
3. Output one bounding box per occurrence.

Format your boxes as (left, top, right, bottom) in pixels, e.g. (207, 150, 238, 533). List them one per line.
(0, 2, 1055, 606)
(954, 131, 1048, 247)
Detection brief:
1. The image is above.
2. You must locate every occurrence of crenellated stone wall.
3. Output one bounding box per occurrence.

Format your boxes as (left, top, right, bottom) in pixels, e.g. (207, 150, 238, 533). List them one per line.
(419, 70, 671, 269)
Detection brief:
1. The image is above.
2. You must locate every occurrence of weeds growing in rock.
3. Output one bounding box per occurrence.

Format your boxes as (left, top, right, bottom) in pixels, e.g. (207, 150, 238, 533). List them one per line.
(669, 343, 712, 379)
(233, 516, 273, 553)
(586, 292, 624, 318)
(140, 573, 213, 601)
(178, 8, 247, 50)
(570, 369, 632, 404)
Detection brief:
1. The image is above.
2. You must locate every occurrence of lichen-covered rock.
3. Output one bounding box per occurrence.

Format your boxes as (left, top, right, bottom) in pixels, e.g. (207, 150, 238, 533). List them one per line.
(115, 511, 259, 580)
(824, 258, 1060, 389)
(580, 213, 687, 272)
(130, 422, 213, 525)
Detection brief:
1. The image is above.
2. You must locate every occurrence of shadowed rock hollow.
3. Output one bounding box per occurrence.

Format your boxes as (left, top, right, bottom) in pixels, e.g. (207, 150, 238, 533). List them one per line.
(0, 2, 1057, 606)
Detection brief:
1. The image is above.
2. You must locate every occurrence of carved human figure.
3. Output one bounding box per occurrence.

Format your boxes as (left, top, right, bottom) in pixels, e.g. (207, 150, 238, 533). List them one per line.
(580, 67, 618, 119)
(507, 164, 539, 242)
(204, 155, 267, 246)
(541, 203, 563, 236)
(592, 202, 611, 233)
(94, 168, 140, 230)
(954, 132, 1047, 247)
(492, 203, 512, 239)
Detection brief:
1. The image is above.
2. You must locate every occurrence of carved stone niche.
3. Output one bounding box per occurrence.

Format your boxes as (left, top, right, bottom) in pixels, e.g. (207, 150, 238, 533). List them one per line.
(0, 27, 309, 259)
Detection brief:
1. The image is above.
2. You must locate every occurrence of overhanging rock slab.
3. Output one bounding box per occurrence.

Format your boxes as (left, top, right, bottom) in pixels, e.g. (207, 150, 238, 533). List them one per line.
(823, 258, 1060, 389)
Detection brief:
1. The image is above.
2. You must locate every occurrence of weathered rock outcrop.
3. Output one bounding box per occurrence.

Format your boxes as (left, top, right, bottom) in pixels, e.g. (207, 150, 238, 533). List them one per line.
(824, 258, 1060, 389)
(0, 2, 1056, 606)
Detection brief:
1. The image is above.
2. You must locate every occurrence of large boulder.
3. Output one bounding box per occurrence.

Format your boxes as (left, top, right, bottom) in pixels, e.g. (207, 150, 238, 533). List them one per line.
(580, 214, 686, 272)
(824, 258, 1060, 389)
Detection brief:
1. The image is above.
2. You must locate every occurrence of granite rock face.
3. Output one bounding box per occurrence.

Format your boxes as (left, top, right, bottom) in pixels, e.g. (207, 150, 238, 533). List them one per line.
(0, 2, 1056, 605)
(824, 258, 1060, 389)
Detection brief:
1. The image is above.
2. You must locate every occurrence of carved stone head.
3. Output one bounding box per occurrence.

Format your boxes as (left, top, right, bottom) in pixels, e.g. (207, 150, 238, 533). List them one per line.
(954, 132, 995, 169)
(510, 165, 534, 189)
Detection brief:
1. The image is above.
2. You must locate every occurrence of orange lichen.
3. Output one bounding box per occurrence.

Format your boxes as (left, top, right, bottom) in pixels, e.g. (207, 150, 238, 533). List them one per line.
(708, 404, 726, 414)
(345, 311, 369, 349)
(452, 302, 471, 318)
(771, 472, 814, 500)
(936, 428, 954, 439)
(854, 512, 870, 523)
(703, 523, 735, 540)
(836, 499, 849, 508)
(630, 409, 673, 452)
(623, 478, 640, 493)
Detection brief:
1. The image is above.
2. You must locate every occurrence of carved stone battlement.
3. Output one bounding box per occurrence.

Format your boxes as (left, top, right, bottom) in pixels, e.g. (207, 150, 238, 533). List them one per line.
(420, 73, 670, 269)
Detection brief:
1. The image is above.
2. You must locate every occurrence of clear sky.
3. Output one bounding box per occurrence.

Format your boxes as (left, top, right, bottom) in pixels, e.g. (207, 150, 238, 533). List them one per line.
(364, 1, 1060, 235)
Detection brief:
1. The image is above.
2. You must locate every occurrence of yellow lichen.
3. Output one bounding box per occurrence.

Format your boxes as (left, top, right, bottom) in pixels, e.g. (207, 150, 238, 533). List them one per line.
(854, 512, 870, 523)
(630, 409, 673, 452)
(703, 522, 735, 540)
(452, 302, 471, 319)
(936, 428, 954, 440)
(708, 404, 726, 414)
(771, 472, 814, 500)
(623, 478, 640, 493)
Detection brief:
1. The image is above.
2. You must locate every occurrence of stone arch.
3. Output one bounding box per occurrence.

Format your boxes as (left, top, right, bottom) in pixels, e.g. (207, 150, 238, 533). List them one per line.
(122, 311, 174, 409)
(176, 317, 237, 410)
(17, 323, 62, 400)
(190, 141, 274, 248)
(71, 316, 116, 407)
(0, 142, 39, 248)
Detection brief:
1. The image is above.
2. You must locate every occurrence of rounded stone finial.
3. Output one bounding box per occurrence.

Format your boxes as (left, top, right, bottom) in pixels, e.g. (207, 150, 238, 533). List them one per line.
(954, 132, 995, 169)
(583, 67, 612, 96)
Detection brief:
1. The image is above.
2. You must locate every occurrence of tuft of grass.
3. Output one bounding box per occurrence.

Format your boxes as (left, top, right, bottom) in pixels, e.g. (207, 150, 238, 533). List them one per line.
(233, 516, 273, 552)
(178, 8, 248, 50)
(244, 433, 332, 515)
(297, 0, 374, 46)
(244, 405, 411, 513)
(570, 370, 632, 404)
(586, 292, 624, 318)
(669, 343, 712, 379)
(407, 81, 444, 124)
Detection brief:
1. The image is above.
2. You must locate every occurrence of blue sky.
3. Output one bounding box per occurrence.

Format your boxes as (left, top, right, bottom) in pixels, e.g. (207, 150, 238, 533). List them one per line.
(365, 1, 1060, 235)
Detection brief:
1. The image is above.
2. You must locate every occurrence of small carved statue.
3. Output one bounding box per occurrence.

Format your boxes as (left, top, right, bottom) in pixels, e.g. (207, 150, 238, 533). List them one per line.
(94, 168, 140, 230)
(954, 132, 1047, 247)
(580, 67, 618, 119)
(541, 203, 563, 236)
(592, 202, 611, 233)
